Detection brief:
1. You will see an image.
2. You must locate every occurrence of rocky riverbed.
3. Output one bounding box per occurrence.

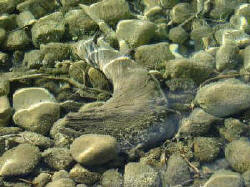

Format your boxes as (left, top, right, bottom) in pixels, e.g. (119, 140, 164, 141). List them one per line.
(0, 0, 250, 186)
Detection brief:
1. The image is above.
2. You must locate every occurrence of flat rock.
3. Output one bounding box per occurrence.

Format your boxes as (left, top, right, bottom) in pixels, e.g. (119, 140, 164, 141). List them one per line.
(70, 134, 118, 166)
(13, 102, 60, 135)
(124, 162, 161, 187)
(203, 170, 244, 187)
(116, 19, 157, 48)
(13, 87, 56, 111)
(194, 78, 250, 117)
(225, 139, 250, 173)
(0, 96, 11, 127)
(0, 144, 40, 176)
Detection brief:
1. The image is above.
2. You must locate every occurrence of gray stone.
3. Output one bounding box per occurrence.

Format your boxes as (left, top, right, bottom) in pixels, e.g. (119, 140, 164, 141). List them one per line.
(0, 96, 11, 127)
(64, 9, 98, 40)
(33, 173, 51, 187)
(14, 131, 54, 149)
(13, 87, 56, 111)
(116, 19, 157, 48)
(31, 12, 65, 47)
(69, 164, 100, 185)
(134, 42, 175, 70)
(225, 139, 250, 173)
(16, 10, 36, 28)
(17, 0, 57, 18)
(101, 169, 123, 187)
(177, 108, 221, 138)
(194, 79, 250, 117)
(124, 162, 161, 187)
(163, 154, 191, 186)
(70, 134, 118, 166)
(42, 148, 73, 170)
(13, 102, 60, 135)
(169, 26, 188, 44)
(0, 144, 40, 176)
(203, 170, 244, 187)
(193, 137, 221, 162)
(0, 0, 16, 14)
(45, 178, 75, 187)
(4, 30, 31, 50)
(23, 50, 44, 69)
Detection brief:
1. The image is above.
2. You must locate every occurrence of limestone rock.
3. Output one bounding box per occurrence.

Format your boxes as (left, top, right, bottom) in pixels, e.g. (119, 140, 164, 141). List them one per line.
(124, 162, 161, 187)
(225, 139, 250, 173)
(0, 144, 40, 176)
(204, 170, 244, 187)
(194, 79, 250, 117)
(70, 134, 118, 166)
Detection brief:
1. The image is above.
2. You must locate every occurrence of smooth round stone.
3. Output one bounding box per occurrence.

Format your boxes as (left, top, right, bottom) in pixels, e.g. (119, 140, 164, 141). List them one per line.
(0, 144, 40, 176)
(70, 134, 118, 166)
(13, 87, 56, 111)
(203, 170, 245, 187)
(225, 139, 250, 173)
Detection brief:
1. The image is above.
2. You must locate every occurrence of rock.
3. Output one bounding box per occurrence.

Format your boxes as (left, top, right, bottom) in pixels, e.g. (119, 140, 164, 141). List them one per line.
(52, 170, 70, 181)
(0, 0, 16, 14)
(16, 10, 36, 28)
(85, 0, 132, 25)
(219, 29, 250, 47)
(64, 9, 98, 40)
(124, 162, 161, 187)
(31, 12, 65, 48)
(40, 42, 70, 67)
(33, 173, 51, 187)
(17, 0, 57, 18)
(219, 118, 248, 142)
(0, 14, 17, 31)
(0, 28, 6, 45)
(42, 147, 73, 170)
(14, 131, 54, 149)
(191, 51, 215, 69)
(101, 169, 123, 187)
(193, 137, 221, 162)
(69, 164, 100, 185)
(170, 3, 193, 24)
(164, 57, 214, 84)
(202, 158, 230, 175)
(13, 87, 56, 111)
(244, 45, 250, 71)
(163, 154, 191, 186)
(134, 42, 175, 70)
(230, 15, 249, 32)
(23, 50, 44, 69)
(203, 170, 244, 187)
(45, 178, 76, 187)
(0, 127, 22, 136)
(69, 61, 88, 84)
(70, 134, 118, 166)
(4, 30, 31, 50)
(168, 26, 188, 44)
(225, 139, 250, 173)
(0, 96, 11, 127)
(88, 67, 110, 90)
(116, 19, 157, 48)
(13, 102, 60, 135)
(243, 170, 250, 187)
(0, 52, 9, 68)
(0, 144, 40, 176)
(194, 79, 250, 117)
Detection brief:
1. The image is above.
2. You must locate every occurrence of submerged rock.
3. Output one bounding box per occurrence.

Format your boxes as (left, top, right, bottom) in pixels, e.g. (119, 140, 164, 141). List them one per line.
(0, 96, 11, 127)
(194, 79, 250, 117)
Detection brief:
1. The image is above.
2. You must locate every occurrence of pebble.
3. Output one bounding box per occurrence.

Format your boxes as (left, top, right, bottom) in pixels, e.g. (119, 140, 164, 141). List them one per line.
(0, 96, 11, 127)
(0, 144, 40, 176)
(101, 169, 123, 187)
(225, 138, 250, 173)
(42, 147, 73, 170)
(168, 26, 188, 44)
(193, 137, 221, 162)
(194, 78, 250, 117)
(163, 154, 191, 186)
(33, 173, 51, 187)
(69, 164, 101, 185)
(70, 134, 118, 166)
(203, 170, 245, 187)
(123, 162, 161, 187)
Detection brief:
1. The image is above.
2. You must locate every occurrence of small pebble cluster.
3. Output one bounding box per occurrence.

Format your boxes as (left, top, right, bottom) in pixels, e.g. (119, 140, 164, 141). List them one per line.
(0, 0, 250, 187)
